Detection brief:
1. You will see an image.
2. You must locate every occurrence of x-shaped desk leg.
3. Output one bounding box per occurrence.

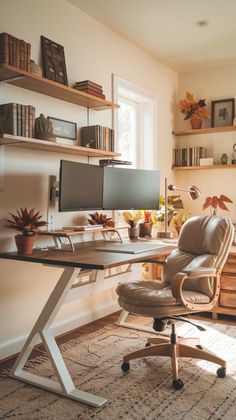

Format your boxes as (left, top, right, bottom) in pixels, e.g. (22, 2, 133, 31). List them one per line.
(11, 266, 107, 407)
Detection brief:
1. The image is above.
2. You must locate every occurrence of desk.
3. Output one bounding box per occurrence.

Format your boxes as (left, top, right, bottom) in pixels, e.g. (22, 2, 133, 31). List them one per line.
(0, 240, 174, 407)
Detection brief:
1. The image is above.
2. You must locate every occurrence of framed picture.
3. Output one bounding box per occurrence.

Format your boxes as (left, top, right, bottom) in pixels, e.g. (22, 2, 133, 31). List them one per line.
(47, 117, 77, 140)
(41, 36, 68, 85)
(211, 98, 235, 127)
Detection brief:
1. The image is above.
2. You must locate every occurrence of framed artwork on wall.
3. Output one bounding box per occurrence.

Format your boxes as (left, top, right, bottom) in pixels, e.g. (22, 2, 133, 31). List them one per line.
(47, 117, 77, 140)
(41, 36, 68, 85)
(211, 98, 235, 127)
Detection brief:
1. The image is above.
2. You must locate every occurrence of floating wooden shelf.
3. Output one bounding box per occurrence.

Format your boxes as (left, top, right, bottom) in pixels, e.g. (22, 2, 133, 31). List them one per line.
(0, 134, 120, 158)
(172, 164, 236, 171)
(0, 63, 119, 110)
(172, 126, 236, 136)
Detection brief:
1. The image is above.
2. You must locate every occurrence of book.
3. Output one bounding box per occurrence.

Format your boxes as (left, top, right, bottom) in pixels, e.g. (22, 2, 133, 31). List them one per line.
(74, 80, 103, 90)
(74, 83, 103, 94)
(0, 103, 18, 135)
(74, 87, 105, 99)
(80, 125, 101, 149)
(17, 104, 22, 135)
(0, 32, 9, 64)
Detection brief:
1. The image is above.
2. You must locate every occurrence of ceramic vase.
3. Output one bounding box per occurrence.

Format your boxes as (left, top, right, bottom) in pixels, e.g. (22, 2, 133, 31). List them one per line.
(139, 222, 152, 237)
(128, 226, 139, 240)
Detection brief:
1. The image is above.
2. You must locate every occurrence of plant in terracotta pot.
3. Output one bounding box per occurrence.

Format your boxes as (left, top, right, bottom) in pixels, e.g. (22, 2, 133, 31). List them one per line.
(139, 210, 153, 237)
(179, 91, 210, 129)
(88, 212, 115, 227)
(5, 207, 48, 255)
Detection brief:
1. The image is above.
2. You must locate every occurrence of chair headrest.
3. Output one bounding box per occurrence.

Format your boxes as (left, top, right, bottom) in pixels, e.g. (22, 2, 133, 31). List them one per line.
(178, 215, 233, 257)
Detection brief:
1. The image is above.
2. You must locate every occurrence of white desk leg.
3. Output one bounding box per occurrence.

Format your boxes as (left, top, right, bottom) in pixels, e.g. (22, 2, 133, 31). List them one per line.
(11, 266, 107, 408)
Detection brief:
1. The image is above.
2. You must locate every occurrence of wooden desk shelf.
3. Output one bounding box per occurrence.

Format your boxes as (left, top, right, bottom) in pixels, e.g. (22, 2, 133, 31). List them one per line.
(172, 164, 236, 171)
(0, 134, 120, 157)
(0, 64, 119, 110)
(172, 126, 236, 136)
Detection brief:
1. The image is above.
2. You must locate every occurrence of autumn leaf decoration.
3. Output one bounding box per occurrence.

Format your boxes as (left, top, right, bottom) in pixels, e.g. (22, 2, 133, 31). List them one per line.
(202, 195, 233, 215)
(179, 92, 210, 120)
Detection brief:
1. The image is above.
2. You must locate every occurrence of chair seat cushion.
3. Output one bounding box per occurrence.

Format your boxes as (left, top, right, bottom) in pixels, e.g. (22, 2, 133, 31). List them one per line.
(116, 280, 210, 308)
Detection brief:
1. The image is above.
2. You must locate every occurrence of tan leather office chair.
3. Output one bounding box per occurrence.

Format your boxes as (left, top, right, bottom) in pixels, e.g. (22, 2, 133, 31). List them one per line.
(116, 215, 234, 390)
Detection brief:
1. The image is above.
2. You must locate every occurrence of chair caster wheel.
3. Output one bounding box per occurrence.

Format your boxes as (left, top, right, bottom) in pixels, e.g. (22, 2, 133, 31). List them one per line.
(217, 367, 226, 378)
(145, 342, 151, 347)
(121, 362, 130, 372)
(172, 379, 184, 390)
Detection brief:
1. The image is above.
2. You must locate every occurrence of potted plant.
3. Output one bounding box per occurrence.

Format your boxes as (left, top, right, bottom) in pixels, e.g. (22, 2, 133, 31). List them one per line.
(179, 91, 210, 129)
(88, 212, 115, 227)
(172, 211, 190, 236)
(139, 210, 153, 237)
(122, 211, 142, 239)
(5, 207, 47, 255)
(202, 194, 233, 215)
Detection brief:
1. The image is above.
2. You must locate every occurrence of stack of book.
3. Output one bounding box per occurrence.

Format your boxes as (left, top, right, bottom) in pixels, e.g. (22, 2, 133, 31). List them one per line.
(0, 32, 31, 72)
(172, 147, 207, 167)
(73, 80, 105, 99)
(0, 103, 36, 138)
(80, 125, 114, 151)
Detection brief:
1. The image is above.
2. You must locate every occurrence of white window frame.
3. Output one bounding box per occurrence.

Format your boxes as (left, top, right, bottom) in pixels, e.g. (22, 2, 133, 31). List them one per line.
(112, 75, 157, 170)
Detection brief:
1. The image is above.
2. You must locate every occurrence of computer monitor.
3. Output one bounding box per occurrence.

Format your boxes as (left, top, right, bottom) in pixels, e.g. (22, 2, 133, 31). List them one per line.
(59, 160, 103, 212)
(59, 160, 160, 212)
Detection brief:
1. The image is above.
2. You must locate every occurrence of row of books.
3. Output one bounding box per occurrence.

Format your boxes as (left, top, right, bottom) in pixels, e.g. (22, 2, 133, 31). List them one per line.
(73, 80, 105, 99)
(0, 32, 31, 71)
(80, 125, 114, 152)
(172, 147, 207, 167)
(0, 103, 36, 138)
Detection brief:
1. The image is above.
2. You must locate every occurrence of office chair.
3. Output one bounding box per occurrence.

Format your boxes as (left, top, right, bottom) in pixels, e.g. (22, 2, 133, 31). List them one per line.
(116, 215, 234, 390)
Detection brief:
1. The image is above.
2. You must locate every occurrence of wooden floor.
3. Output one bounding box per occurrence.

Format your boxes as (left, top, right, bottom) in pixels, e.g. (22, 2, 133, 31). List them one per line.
(1, 310, 236, 372)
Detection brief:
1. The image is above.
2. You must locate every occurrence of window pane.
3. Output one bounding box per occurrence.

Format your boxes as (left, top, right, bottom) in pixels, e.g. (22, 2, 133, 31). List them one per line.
(117, 98, 137, 167)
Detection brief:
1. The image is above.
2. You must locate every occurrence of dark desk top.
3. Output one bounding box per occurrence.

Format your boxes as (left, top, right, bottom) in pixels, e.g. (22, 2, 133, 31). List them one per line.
(0, 240, 175, 270)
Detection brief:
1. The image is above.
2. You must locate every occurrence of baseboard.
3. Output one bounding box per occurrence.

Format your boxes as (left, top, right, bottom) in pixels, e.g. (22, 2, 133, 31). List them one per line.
(0, 300, 120, 360)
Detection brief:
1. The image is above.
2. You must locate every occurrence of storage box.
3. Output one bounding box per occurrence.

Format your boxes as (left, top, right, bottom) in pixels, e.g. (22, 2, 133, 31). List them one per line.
(199, 158, 214, 166)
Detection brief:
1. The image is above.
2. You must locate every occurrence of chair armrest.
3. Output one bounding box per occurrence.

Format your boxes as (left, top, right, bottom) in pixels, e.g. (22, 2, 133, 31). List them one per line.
(182, 267, 217, 278)
(171, 270, 220, 311)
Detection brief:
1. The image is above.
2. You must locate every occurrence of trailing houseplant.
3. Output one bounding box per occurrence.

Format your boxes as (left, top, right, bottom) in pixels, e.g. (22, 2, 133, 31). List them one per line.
(5, 207, 47, 255)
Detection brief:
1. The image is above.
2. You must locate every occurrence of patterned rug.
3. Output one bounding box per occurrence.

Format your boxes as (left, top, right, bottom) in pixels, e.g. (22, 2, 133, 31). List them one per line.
(1, 320, 236, 419)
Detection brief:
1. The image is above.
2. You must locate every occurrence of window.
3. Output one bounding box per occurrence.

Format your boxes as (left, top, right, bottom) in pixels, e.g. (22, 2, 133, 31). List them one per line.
(113, 75, 156, 170)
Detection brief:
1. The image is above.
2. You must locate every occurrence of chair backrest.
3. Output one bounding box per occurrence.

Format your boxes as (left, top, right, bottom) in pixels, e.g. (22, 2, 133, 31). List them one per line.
(163, 215, 234, 297)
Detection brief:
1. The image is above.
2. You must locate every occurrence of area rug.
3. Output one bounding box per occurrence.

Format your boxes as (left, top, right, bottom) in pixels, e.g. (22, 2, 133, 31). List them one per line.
(1, 320, 236, 419)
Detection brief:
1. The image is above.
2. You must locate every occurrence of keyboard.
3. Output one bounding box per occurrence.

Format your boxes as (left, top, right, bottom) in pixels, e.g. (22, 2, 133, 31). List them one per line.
(95, 242, 174, 254)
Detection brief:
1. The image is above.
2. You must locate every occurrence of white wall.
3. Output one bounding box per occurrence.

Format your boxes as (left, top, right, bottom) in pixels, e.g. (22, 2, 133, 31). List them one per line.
(175, 65, 236, 220)
(0, 0, 177, 358)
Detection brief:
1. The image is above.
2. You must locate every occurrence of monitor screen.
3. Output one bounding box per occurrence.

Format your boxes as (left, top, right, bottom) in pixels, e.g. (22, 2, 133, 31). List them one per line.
(59, 160, 160, 211)
(59, 160, 103, 211)
(103, 167, 160, 210)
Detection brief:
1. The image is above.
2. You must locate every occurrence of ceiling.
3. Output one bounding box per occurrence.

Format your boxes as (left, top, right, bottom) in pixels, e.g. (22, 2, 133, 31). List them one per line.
(67, 0, 236, 73)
